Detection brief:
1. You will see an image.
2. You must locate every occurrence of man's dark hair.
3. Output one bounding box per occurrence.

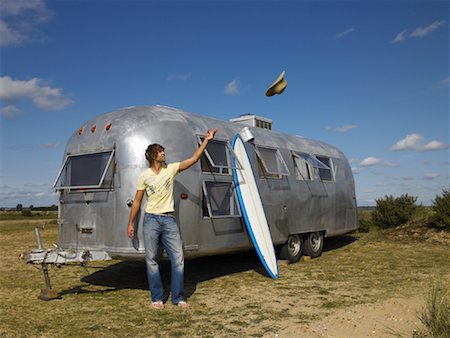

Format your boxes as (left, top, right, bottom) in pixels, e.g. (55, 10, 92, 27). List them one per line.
(145, 144, 165, 165)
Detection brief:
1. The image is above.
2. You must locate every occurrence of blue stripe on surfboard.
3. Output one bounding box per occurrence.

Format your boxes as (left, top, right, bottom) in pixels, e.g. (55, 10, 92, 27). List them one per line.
(232, 133, 279, 279)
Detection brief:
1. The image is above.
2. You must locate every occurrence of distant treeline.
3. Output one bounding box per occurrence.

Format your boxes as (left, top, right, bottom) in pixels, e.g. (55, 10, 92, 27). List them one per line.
(0, 205, 58, 212)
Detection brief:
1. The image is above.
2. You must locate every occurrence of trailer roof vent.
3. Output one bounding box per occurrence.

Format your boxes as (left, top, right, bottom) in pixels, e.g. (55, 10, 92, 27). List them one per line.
(229, 114, 272, 130)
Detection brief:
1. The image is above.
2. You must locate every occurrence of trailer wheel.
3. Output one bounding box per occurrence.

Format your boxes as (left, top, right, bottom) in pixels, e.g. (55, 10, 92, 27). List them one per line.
(303, 232, 324, 258)
(280, 234, 303, 263)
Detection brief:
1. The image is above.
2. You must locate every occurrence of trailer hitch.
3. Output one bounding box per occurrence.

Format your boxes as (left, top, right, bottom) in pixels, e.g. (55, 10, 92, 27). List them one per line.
(34, 227, 60, 301)
(24, 226, 112, 300)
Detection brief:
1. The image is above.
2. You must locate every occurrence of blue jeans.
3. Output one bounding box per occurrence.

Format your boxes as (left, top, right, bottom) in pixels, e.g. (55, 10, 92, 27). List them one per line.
(142, 213, 185, 304)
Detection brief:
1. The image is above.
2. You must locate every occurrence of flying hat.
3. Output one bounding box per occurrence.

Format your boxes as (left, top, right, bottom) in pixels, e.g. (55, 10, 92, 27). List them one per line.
(265, 70, 287, 97)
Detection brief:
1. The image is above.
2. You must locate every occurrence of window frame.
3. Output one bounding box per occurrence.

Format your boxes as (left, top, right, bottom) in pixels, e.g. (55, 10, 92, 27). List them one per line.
(291, 151, 313, 181)
(197, 135, 241, 175)
(53, 149, 115, 191)
(202, 180, 241, 219)
(315, 155, 335, 182)
(291, 151, 336, 182)
(254, 144, 290, 178)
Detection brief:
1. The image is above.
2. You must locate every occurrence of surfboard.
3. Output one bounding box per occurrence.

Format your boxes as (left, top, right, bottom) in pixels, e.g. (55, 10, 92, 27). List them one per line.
(232, 133, 279, 279)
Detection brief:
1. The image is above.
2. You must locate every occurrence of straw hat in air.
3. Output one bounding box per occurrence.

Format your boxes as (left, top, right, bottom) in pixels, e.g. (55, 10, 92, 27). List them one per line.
(265, 70, 287, 96)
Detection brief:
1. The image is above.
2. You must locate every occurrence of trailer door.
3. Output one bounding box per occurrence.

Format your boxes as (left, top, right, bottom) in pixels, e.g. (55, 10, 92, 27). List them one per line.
(53, 149, 116, 249)
(197, 137, 246, 253)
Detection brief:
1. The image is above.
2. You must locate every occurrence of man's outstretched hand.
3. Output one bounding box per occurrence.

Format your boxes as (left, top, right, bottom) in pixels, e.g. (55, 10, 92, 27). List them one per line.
(205, 128, 218, 141)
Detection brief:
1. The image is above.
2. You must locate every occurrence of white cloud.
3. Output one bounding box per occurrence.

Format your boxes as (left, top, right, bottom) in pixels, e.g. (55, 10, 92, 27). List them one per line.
(0, 188, 58, 207)
(424, 173, 440, 180)
(41, 142, 60, 149)
(0, 0, 52, 47)
(224, 79, 240, 95)
(360, 199, 376, 206)
(391, 21, 446, 44)
(335, 26, 355, 39)
(382, 161, 399, 167)
(391, 30, 407, 43)
(0, 76, 73, 111)
(1, 0, 48, 17)
(391, 133, 449, 152)
(0, 105, 22, 118)
(24, 183, 50, 187)
(410, 20, 446, 38)
(360, 157, 381, 167)
(167, 73, 191, 81)
(391, 133, 424, 151)
(0, 18, 24, 46)
(352, 167, 362, 174)
(433, 77, 450, 90)
(436, 77, 450, 89)
(335, 124, 357, 132)
(326, 124, 357, 132)
(421, 140, 449, 151)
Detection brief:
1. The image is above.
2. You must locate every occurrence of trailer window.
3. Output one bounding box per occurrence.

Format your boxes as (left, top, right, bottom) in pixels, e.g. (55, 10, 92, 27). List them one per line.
(291, 152, 334, 182)
(315, 156, 334, 181)
(198, 137, 240, 175)
(292, 152, 313, 180)
(255, 145, 290, 178)
(202, 181, 241, 218)
(53, 150, 115, 190)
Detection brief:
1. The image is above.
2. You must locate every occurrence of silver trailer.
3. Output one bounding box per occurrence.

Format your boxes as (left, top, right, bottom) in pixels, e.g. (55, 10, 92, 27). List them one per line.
(27, 105, 357, 269)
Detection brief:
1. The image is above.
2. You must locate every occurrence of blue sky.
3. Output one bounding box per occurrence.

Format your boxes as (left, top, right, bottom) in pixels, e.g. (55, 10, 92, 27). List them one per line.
(0, 0, 449, 207)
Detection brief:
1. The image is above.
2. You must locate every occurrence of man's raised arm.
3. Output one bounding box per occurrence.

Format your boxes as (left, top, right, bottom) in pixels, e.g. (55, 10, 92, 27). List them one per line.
(179, 128, 218, 172)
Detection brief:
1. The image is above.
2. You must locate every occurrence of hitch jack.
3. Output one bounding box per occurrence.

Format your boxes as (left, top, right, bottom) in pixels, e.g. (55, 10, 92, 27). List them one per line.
(34, 227, 59, 301)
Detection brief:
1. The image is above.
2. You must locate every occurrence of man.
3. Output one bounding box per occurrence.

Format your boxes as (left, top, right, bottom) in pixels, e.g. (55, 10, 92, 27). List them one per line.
(127, 128, 218, 309)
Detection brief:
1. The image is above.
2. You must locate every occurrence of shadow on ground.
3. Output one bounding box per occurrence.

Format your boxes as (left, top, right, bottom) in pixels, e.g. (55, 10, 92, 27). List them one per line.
(322, 235, 357, 252)
(59, 235, 357, 300)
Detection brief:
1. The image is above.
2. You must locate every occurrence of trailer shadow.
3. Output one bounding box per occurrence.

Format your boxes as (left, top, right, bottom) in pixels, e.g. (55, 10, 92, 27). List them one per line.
(322, 235, 357, 252)
(67, 250, 265, 301)
(60, 235, 357, 300)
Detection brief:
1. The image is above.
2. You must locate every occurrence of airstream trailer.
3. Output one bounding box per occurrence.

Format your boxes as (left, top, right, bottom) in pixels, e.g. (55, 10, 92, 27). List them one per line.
(27, 105, 357, 268)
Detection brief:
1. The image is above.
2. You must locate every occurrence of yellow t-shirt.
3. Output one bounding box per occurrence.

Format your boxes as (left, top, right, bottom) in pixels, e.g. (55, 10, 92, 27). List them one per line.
(137, 162, 180, 214)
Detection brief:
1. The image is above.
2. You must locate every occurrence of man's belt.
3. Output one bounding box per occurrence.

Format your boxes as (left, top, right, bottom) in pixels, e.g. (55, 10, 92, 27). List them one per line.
(161, 212, 174, 217)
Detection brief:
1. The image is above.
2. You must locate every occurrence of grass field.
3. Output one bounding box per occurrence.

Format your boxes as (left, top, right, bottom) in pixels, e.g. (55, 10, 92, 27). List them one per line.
(0, 210, 58, 221)
(0, 216, 449, 337)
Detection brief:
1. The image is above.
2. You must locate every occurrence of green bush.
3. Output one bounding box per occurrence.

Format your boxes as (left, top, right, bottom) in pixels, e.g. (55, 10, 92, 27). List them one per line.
(21, 209, 32, 217)
(357, 208, 374, 232)
(414, 280, 450, 338)
(371, 194, 418, 229)
(429, 188, 450, 231)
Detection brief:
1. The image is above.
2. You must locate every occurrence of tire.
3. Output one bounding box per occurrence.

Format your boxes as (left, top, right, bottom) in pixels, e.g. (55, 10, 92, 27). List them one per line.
(280, 234, 303, 263)
(303, 231, 324, 258)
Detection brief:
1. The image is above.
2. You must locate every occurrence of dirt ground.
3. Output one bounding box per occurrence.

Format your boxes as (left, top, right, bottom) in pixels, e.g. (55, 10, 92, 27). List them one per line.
(276, 295, 424, 337)
(274, 224, 450, 338)
(276, 224, 450, 338)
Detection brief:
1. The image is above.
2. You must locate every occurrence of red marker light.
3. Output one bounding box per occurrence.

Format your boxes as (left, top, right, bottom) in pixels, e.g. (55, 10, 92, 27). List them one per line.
(105, 123, 112, 131)
(78, 128, 84, 135)
(91, 125, 96, 133)
(180, 193, 188, 200)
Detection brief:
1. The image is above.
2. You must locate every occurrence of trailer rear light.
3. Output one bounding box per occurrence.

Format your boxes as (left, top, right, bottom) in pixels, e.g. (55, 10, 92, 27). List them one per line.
(78, 128, 84, 135)
(91, 125, 96, 133)
(105, 123, 112, 131)
(180, 193, 188, 200)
